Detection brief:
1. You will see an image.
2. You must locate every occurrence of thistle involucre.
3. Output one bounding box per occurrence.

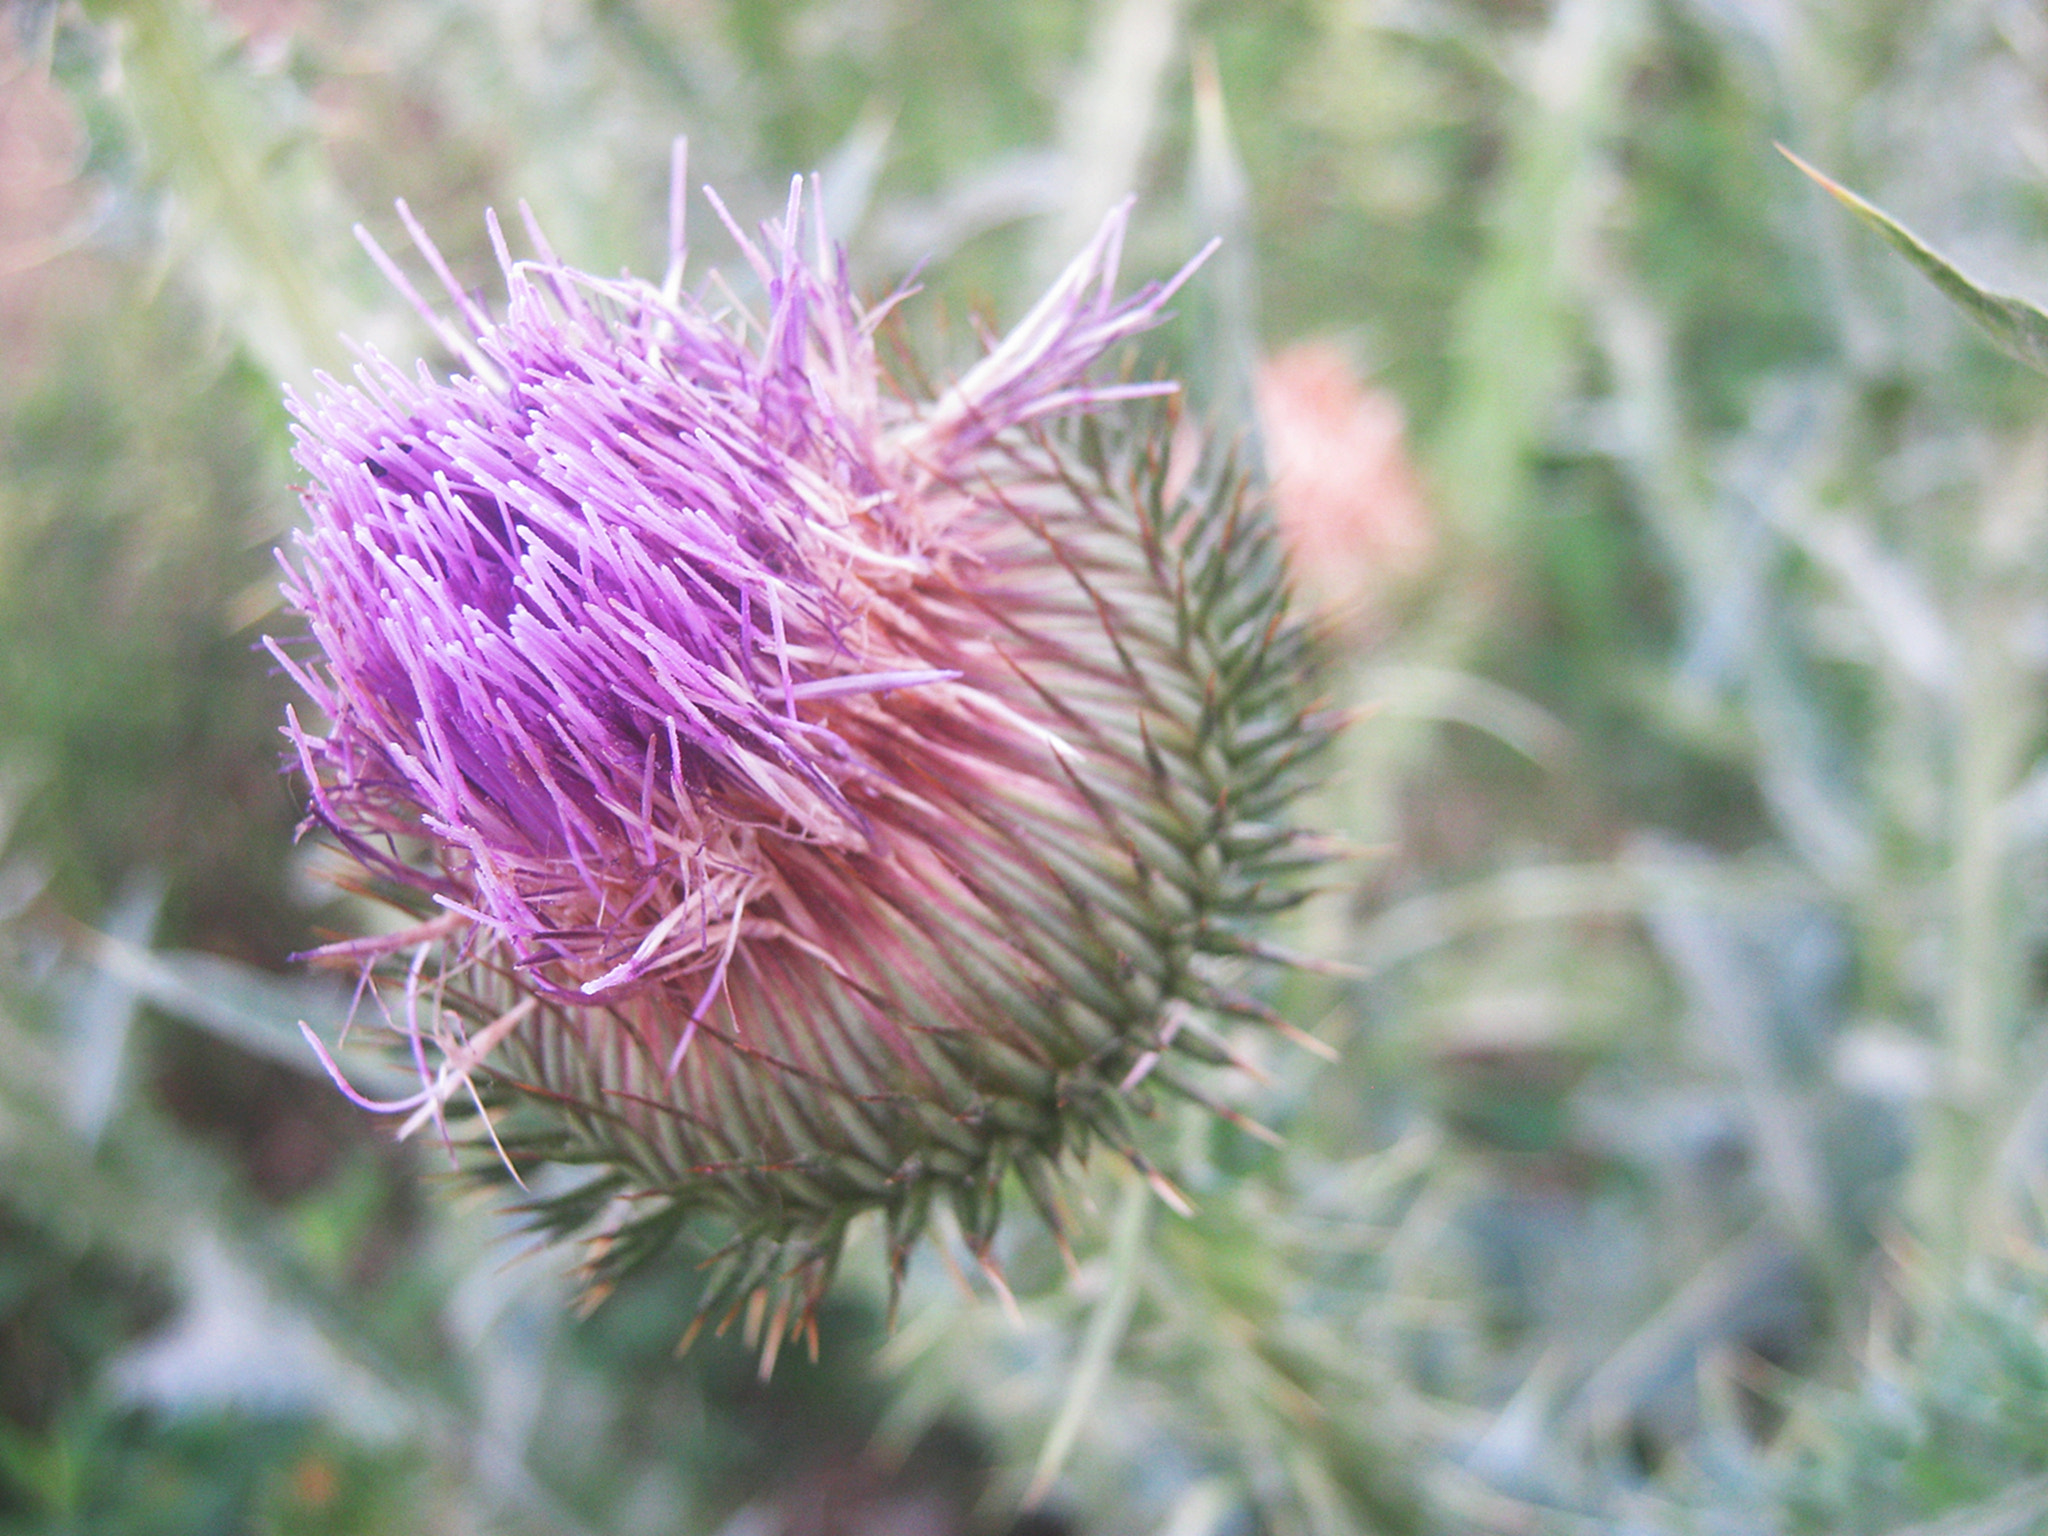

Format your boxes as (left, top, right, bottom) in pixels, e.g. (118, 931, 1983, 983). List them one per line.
(275, 156, 1329, 1355)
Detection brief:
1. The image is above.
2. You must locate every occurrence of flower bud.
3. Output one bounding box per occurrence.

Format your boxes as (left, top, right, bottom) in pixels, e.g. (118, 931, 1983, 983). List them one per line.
(273, 154, 1330, 1360)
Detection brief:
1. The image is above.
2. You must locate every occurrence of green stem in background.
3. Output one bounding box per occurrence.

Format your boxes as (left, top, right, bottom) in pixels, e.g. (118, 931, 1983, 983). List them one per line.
(1185, 38, 1261, 472)
(1347, 854, 1818, 984)
(1913, 433, 2048, 1275)
(1427, 0, 1642, 553)
(85, 0, 346, 381)
(1330, 0, 1651, 855)
(1034, 0, 1188, 290)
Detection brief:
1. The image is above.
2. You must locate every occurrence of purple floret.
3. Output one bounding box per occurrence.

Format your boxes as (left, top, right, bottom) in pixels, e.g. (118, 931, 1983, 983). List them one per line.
(274, 150, 1208, 1007)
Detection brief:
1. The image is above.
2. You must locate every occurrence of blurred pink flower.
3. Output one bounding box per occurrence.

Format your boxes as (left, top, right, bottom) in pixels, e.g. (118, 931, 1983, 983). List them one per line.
(0, 29, 94, 376)
(1255, 341, 1435, 625)
(0, 37, 88, 276)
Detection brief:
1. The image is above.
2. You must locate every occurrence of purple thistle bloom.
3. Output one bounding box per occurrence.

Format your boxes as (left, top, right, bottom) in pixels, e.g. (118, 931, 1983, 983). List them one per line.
(274, 146, 1325, 1352)
(279, 166, 1194, 1006)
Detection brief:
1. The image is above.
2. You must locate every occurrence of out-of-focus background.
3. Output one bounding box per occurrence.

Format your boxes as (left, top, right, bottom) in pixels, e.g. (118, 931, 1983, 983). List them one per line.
(6, 1, 2048, 1532)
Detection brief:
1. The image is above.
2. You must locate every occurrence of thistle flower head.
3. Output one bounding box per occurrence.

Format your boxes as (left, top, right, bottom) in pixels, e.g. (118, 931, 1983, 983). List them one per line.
(275, 148, 1330, 1355)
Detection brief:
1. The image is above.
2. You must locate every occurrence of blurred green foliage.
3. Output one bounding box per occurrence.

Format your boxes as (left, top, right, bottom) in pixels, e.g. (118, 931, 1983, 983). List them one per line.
(6, 0, 2048, 1533)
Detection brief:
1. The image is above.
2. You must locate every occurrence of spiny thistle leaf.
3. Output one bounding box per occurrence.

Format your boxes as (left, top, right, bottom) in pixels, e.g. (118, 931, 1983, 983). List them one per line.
(274, 149, 1333, 1359)
(1782, 144, 2048, 376)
